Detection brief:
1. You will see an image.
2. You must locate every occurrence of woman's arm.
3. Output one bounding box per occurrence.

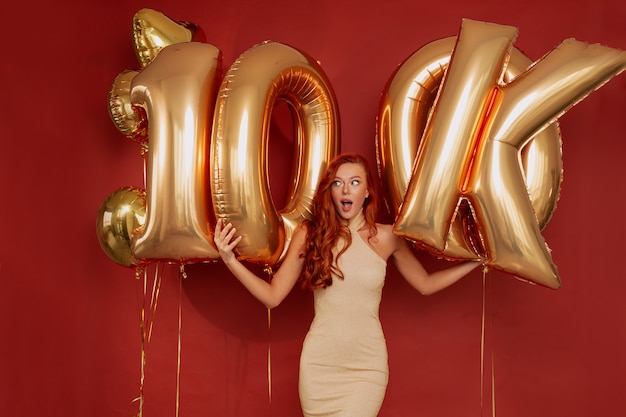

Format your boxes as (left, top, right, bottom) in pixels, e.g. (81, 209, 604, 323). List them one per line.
(390, 234, 482, 296)
(214, 219, 306, 309)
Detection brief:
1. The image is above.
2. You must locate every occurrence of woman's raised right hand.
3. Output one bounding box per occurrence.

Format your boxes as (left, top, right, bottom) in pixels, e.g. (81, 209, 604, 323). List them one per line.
(214, 219, 243, 264)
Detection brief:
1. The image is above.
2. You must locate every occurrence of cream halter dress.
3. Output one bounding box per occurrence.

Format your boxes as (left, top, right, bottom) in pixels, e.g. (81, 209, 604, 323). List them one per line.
(299, 213, 389, 416)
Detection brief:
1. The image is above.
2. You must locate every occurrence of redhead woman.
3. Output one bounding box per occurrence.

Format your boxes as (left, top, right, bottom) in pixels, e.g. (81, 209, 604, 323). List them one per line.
(214, 153, 482, 416)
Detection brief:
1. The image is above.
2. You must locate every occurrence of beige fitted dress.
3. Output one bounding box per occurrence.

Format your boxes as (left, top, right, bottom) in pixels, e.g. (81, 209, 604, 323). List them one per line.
(299, 217, 388, 416)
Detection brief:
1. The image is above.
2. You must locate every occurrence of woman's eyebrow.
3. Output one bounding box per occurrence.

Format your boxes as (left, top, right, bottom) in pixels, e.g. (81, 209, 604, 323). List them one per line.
(334, 175, 362, 180)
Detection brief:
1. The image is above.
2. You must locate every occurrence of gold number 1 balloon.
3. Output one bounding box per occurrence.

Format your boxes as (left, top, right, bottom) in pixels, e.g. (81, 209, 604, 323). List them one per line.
(130, 42, 223, 263)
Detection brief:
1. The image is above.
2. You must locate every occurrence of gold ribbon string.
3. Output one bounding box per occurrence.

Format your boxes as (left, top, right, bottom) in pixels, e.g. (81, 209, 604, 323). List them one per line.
(133, 263, 162, 417)
(268, 307, 272, 410)
(480, 267, 496, 417)
(480, 269, 486, 412)
(264, 266, 274, 414)
(491, 353, 496, 417)
(175, 265, 185, 417)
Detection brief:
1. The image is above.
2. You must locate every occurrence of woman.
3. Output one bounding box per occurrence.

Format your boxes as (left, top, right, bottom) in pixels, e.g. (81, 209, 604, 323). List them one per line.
(214, 153, 482, 416)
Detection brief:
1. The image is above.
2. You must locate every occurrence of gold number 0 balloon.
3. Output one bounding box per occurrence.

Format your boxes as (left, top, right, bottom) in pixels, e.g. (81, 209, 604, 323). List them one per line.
(211, 41, 340, 267)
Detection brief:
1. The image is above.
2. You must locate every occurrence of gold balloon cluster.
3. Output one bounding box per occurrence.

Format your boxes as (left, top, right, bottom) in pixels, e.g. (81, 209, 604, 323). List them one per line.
(107, 9, 200, 146)
(97, 9, 339, 269)
(97, 11, 626, 288)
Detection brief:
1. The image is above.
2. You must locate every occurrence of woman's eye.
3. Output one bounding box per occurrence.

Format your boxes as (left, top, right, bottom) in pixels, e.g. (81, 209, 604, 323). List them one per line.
(332, 180, 342, 187)
(351, 180, 360, 186)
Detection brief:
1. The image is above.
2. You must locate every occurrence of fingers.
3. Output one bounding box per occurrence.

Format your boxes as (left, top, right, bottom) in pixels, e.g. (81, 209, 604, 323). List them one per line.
(227, 235, 243, 251)
(215, 218, 223, 234)
(214, 219, 242, 252)
(216, 219, 236, 240)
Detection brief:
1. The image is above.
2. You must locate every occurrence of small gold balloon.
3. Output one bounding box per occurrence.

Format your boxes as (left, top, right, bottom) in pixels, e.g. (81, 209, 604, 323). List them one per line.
(96, 187, 146, 267)
(132, 8, 198, 68)
(108, 70, 148, 142)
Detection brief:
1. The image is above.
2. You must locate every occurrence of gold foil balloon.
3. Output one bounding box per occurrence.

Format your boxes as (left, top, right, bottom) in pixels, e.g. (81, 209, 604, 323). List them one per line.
(466, 36, 626, 287)
(108, 70, 147, 143)
(383, 19, 626, 289)
(107, 9, 197, 146)
(130, 42, 223, 263)
(377, 35, 563, 261)
(211, 41, 340, 267)
(96, 187, 146, 267)
(377, 36, 487, 261)
(132, 8, 199, 68)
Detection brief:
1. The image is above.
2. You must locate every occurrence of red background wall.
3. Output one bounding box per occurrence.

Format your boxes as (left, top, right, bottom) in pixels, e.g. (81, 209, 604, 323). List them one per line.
(1, 1, 625, 416)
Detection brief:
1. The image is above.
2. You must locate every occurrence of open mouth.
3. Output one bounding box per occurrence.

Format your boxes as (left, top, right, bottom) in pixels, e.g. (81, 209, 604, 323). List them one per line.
(340, 199, 353, 211)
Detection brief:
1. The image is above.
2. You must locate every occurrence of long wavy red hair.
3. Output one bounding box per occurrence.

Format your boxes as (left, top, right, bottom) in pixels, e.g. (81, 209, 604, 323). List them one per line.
(299, 153, 379, 290)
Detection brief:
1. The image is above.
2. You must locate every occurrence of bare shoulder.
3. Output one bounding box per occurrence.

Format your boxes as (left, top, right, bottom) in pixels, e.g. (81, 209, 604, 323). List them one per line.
(370, 223, 402, 260)
(374, 223, 395, 241)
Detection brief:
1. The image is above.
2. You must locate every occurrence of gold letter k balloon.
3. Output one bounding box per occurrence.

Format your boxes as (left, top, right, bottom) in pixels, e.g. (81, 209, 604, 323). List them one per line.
(383, 19, 626, 289)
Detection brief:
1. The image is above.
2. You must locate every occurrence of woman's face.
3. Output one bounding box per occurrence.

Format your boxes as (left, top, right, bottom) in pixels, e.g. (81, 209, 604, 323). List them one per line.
(330, 162, 369, 221)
